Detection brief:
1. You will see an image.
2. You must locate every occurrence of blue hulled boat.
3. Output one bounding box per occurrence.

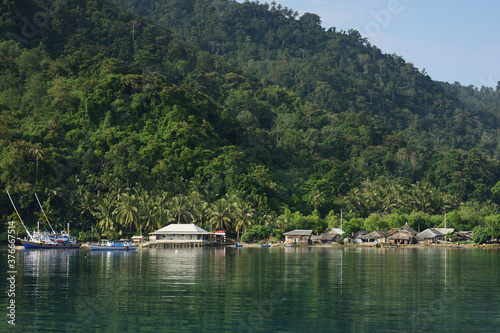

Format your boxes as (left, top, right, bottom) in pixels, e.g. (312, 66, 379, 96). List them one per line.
(20, 231, 81, 249)
(89, 239, 137, 251)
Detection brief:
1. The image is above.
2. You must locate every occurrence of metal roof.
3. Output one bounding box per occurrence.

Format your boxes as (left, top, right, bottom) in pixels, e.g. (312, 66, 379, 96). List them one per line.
(150, 223, 210, 235)
(283, 229, 313, 236)
(328, 228, 345, 235)
(416, 228, 444, 239)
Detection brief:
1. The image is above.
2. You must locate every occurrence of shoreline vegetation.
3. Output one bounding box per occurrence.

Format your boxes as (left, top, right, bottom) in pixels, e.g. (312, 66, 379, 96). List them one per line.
(2, 0, 500, 246)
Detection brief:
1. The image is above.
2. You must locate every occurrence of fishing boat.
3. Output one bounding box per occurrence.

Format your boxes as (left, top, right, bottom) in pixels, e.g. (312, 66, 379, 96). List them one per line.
(235, 242, 244, 248)
(7, 190, 81, 249)
(88, 239, 137, 251)
(20, 230, 80, 249)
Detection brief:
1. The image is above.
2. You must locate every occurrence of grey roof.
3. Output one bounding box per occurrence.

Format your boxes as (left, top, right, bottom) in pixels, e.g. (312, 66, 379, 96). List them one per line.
(416, 228, 444, 239)
(150, 223, 210, 235)
(283, 229, 313, 236)
(362, 230, 389, 239)
(352, 231, 369, 238)
(328, 228, 345, 235)
(402, 223, 418, 235)
(317, 229, 343, 241)
(434, 228, 455, 235)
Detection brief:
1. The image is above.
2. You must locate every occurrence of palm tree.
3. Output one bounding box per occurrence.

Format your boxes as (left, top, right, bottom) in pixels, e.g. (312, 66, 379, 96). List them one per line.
(77, 185, 95, 219)
(137, 190, 157, 233)
(308, 190, 325, 211)
(93, 193, 116, 232)
(30, 143, 43, 183)
(170, 194, 192, 224)
(275, 207, 293, 231)
(153, 191, 170, 229)
(234, 201, 255, 239)
(189, 191, 209, 227)
(208, 198, 232, 232)
(113, 192, 139, 232)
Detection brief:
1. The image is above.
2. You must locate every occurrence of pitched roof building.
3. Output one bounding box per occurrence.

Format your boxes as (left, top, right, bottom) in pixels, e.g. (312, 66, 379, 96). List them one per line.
(416, 228, 445, 243)
(149, 223, 211, 242)
(283, 230, 313, 243)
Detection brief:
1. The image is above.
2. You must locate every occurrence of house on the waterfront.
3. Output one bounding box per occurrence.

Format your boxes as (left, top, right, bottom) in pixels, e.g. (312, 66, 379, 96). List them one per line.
(416, 228, 445, 244)
(284, 230, 313, 243)
(388, 223, 418, 244)
(456, 231, 473, 242)
(362, 230, 389, 243)
(149, 223, 211, 243)
(131, 235, 144, 245)
(312, 228, 345, 244)
(434, 228, 455, 236)
(348, 230, 369, 244)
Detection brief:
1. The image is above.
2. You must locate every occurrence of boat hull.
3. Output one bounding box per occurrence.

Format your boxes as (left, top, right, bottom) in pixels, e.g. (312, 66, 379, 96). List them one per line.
(21, 240, 81, 249)
(88, 245, 137, 251)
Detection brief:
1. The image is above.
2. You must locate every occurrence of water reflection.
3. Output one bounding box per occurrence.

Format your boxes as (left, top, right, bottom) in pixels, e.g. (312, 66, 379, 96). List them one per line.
(5, 246, 500, 332)
(22, 249, 78, 278)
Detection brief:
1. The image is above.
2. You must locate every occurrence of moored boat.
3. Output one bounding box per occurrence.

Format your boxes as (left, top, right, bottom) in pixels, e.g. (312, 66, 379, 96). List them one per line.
(89, 239, 137, 251)
(20, 230, 81, 249)
(7, 190, 81, 249)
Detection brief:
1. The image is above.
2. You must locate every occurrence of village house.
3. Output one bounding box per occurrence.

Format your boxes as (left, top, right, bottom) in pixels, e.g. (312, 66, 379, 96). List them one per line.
(283, 230, 313, 243)
(312, 228, 345, 244)
(388, 223, 418, 244)
(149, 223, 211, 243)
(361, 230, 389, 244)
(347, 230, 369, 244)
(416, 228, 445, 244)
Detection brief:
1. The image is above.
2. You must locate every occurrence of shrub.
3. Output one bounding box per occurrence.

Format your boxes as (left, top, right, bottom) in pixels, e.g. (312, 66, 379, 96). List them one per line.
(471, 226, 490, 244)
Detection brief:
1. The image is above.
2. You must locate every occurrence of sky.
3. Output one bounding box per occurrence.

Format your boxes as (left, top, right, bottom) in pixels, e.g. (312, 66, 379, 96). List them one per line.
(243, 0, 500, 88)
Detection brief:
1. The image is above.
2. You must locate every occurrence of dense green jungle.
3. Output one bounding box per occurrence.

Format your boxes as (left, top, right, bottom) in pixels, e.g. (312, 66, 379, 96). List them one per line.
(1, 0, 500, 242)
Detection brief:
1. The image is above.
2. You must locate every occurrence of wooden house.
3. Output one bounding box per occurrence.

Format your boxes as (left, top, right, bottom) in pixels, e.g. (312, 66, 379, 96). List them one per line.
(416, 228, 445, 244)
(361, 230, 389, 243)
(346, 230, 369, 244)
(312, 228, 345, 244)
(387, 223, 418, 244)
(283, 230, 313, 243)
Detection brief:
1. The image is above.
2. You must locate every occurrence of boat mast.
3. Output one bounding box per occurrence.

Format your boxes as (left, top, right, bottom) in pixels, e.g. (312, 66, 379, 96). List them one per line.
(6, 189, 33, 241)
(35, 193, 56, 234)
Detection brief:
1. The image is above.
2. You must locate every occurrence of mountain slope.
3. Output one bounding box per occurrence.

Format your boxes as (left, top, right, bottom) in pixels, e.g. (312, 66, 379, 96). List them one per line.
(1, 0, 500, 239)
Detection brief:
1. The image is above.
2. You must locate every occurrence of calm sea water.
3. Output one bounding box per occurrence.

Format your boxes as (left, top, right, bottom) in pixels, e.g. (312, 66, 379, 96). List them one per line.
(1, 246, 500, 332)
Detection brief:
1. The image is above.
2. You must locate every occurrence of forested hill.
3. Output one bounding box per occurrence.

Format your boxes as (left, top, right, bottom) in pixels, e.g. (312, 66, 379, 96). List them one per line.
(1, 0, 500, 241)
(113, 0, 500, 144)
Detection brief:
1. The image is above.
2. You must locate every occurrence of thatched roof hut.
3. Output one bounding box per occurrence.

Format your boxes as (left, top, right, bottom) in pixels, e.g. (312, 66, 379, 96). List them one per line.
(388, 223, 417, 244)
(362, 230, 389, 243)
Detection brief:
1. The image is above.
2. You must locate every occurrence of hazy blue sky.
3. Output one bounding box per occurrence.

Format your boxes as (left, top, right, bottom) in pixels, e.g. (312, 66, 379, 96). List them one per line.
(240, 0, 500, 88)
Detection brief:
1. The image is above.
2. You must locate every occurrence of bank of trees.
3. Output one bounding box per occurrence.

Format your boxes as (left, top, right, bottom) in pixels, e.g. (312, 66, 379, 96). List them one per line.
(1, 0, 500, 241)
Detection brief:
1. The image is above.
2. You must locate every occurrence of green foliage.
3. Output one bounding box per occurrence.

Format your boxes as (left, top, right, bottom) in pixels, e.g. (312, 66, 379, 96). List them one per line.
(364, 213, 388, 232)
(241, 225, 272, 243)
(1, 0, 500, 239)
(471, 226, 490, 244)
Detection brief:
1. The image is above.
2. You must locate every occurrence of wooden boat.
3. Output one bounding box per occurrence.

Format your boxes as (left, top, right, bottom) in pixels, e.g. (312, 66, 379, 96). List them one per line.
(89, 239, 137, 251)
